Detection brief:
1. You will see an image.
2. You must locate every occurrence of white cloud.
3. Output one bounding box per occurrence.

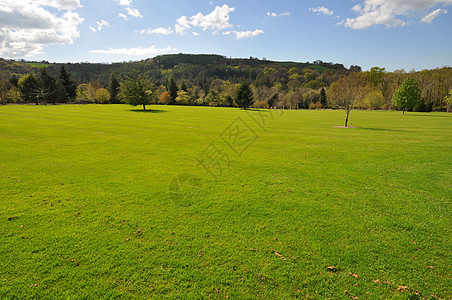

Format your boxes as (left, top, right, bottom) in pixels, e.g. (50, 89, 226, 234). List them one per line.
(421, 8, 448, 24)
(0, 0, 83, 57)
(36, 0, 81, 10)
(345, 0, 452, 29)
(176, 4, 235, 34)
(223, 29, 264, 40)
(96, 20, 109, 31)
(175, 16, 191, 34)
(310, 6, 334, 16)
(126, 7, 142, 18)
(114, 0, 142, 18)
(192, 32, 200, 36)
(266, 11, 291, 17)
(91, 45, 177, 56)
(139, 27, 174, 35)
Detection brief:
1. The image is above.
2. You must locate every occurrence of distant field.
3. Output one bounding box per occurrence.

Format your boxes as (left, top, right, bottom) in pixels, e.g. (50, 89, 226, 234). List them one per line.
(0, 105, 450, 299)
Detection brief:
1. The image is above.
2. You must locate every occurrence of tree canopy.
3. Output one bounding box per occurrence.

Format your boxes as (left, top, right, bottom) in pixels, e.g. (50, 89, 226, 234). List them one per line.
(120, 76, 156, 110)
(235, 81, 254, 109)
(392, 77, 421, 114)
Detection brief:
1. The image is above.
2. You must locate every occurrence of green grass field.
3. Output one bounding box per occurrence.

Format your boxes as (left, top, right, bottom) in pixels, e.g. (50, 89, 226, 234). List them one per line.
(0, 105, 450, 299)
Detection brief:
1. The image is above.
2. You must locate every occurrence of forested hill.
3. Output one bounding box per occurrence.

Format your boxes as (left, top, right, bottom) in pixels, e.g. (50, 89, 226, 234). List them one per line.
(0, 54, 357, 87)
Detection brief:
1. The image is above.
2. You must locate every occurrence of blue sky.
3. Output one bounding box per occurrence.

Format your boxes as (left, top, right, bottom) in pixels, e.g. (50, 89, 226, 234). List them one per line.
(1, 0, 451, 71)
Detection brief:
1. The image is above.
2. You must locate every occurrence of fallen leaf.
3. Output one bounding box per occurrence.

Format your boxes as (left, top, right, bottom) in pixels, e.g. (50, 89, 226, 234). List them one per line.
(397, 285, 409, 292)
(373, 279, 381, 284)
(249, 248, 257, 252)
(384, 280, 391, 285)
(198, 251, 202, 257)
(275, 252, 283, 257)
(410, 240, 417, 245)
(326, 266, 338, 272)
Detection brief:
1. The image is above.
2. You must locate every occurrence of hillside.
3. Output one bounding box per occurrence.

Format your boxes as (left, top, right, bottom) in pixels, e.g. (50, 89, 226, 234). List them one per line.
(0, 54, 355, 87)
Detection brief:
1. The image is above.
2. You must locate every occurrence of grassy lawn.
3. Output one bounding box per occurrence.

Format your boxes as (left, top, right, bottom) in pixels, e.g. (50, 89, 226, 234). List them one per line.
(0, 105, 450, 299)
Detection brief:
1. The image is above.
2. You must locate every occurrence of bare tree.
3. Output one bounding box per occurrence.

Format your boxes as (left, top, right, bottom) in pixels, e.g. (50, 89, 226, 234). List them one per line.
(327, 72, 367, 127)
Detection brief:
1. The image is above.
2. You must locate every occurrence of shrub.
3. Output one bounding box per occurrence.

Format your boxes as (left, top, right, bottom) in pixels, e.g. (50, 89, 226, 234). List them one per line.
(254, 100, 269, 109)
(309, 101, 322, 110)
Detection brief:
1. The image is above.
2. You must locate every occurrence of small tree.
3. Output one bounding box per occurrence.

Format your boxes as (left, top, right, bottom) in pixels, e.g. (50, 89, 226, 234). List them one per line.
(38, 68, 58, 105)
(175, 90, 190, 105)
(392, 77, 420, 115)
(444, 89, 452, 113)
(167, 74, 178, 103)
(0, 80, 12, 105)
(120, 76, 156, 110)
(327, 73, 366, 127)
(320, 87, 327, 108)
(159, 91, 171, 104)
(108, 73, 120, 104)
(96, 88, 111, 104)
(18, 74, 39, 104)
(235, 81, 254, 109)
(76, 83, 96, 103)
(58, 65, 76, 102)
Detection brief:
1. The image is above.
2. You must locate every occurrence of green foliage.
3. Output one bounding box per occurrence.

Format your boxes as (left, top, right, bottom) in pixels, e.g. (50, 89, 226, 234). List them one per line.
(320, 87, 327, 107)
(235, 81, 254, 109)
(444, 89, 452, 112)
(95, 88, 111, 104)
(393, 77, 421, 114)
(76, 83, 96, 103)
(0, 80, 12, 104)
(413, 98, 432, 112)
(120, 76, 156, 110)
(175, 90, 190, 105)
(108, 73, 120, 104)
(167, 74, 178, 102)
(17, 74, 38, 103)
(58, 66, 76, 102)
(361, 90, 385, 110)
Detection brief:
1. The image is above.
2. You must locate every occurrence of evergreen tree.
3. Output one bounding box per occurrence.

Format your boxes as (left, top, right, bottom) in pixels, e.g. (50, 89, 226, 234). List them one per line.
(235, 81, 254, 109)
(167, 74, 178, 103)
(9, 75, 19, 88)
(320, 87, 327, 108)
(58, 65, 77, 102)
(108, 73, 120, 104)
(38, 68, 58, 105)
(180, 80, 188, 92)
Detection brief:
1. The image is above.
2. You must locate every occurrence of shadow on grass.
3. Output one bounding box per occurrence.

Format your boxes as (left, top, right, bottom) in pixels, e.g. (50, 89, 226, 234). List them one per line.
(129, 109, 168, 113)
(242, 108, 269, 112)
(405, 113, 450, 118)
(359, 127, 408, 132)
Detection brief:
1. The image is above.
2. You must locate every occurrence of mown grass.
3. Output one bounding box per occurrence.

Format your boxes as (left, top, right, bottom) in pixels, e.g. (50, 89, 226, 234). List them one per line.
(0, 105, 450, 299)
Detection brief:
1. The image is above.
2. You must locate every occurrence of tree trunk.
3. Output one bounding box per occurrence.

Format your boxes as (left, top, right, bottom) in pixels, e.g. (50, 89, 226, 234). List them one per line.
(402, 108, 405, 115)
(344, 110, 350, 127)
(143, 104, 146, 110)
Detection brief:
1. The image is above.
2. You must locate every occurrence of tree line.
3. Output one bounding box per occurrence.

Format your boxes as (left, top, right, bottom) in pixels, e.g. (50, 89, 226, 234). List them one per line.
(1, 56, 451, 116)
